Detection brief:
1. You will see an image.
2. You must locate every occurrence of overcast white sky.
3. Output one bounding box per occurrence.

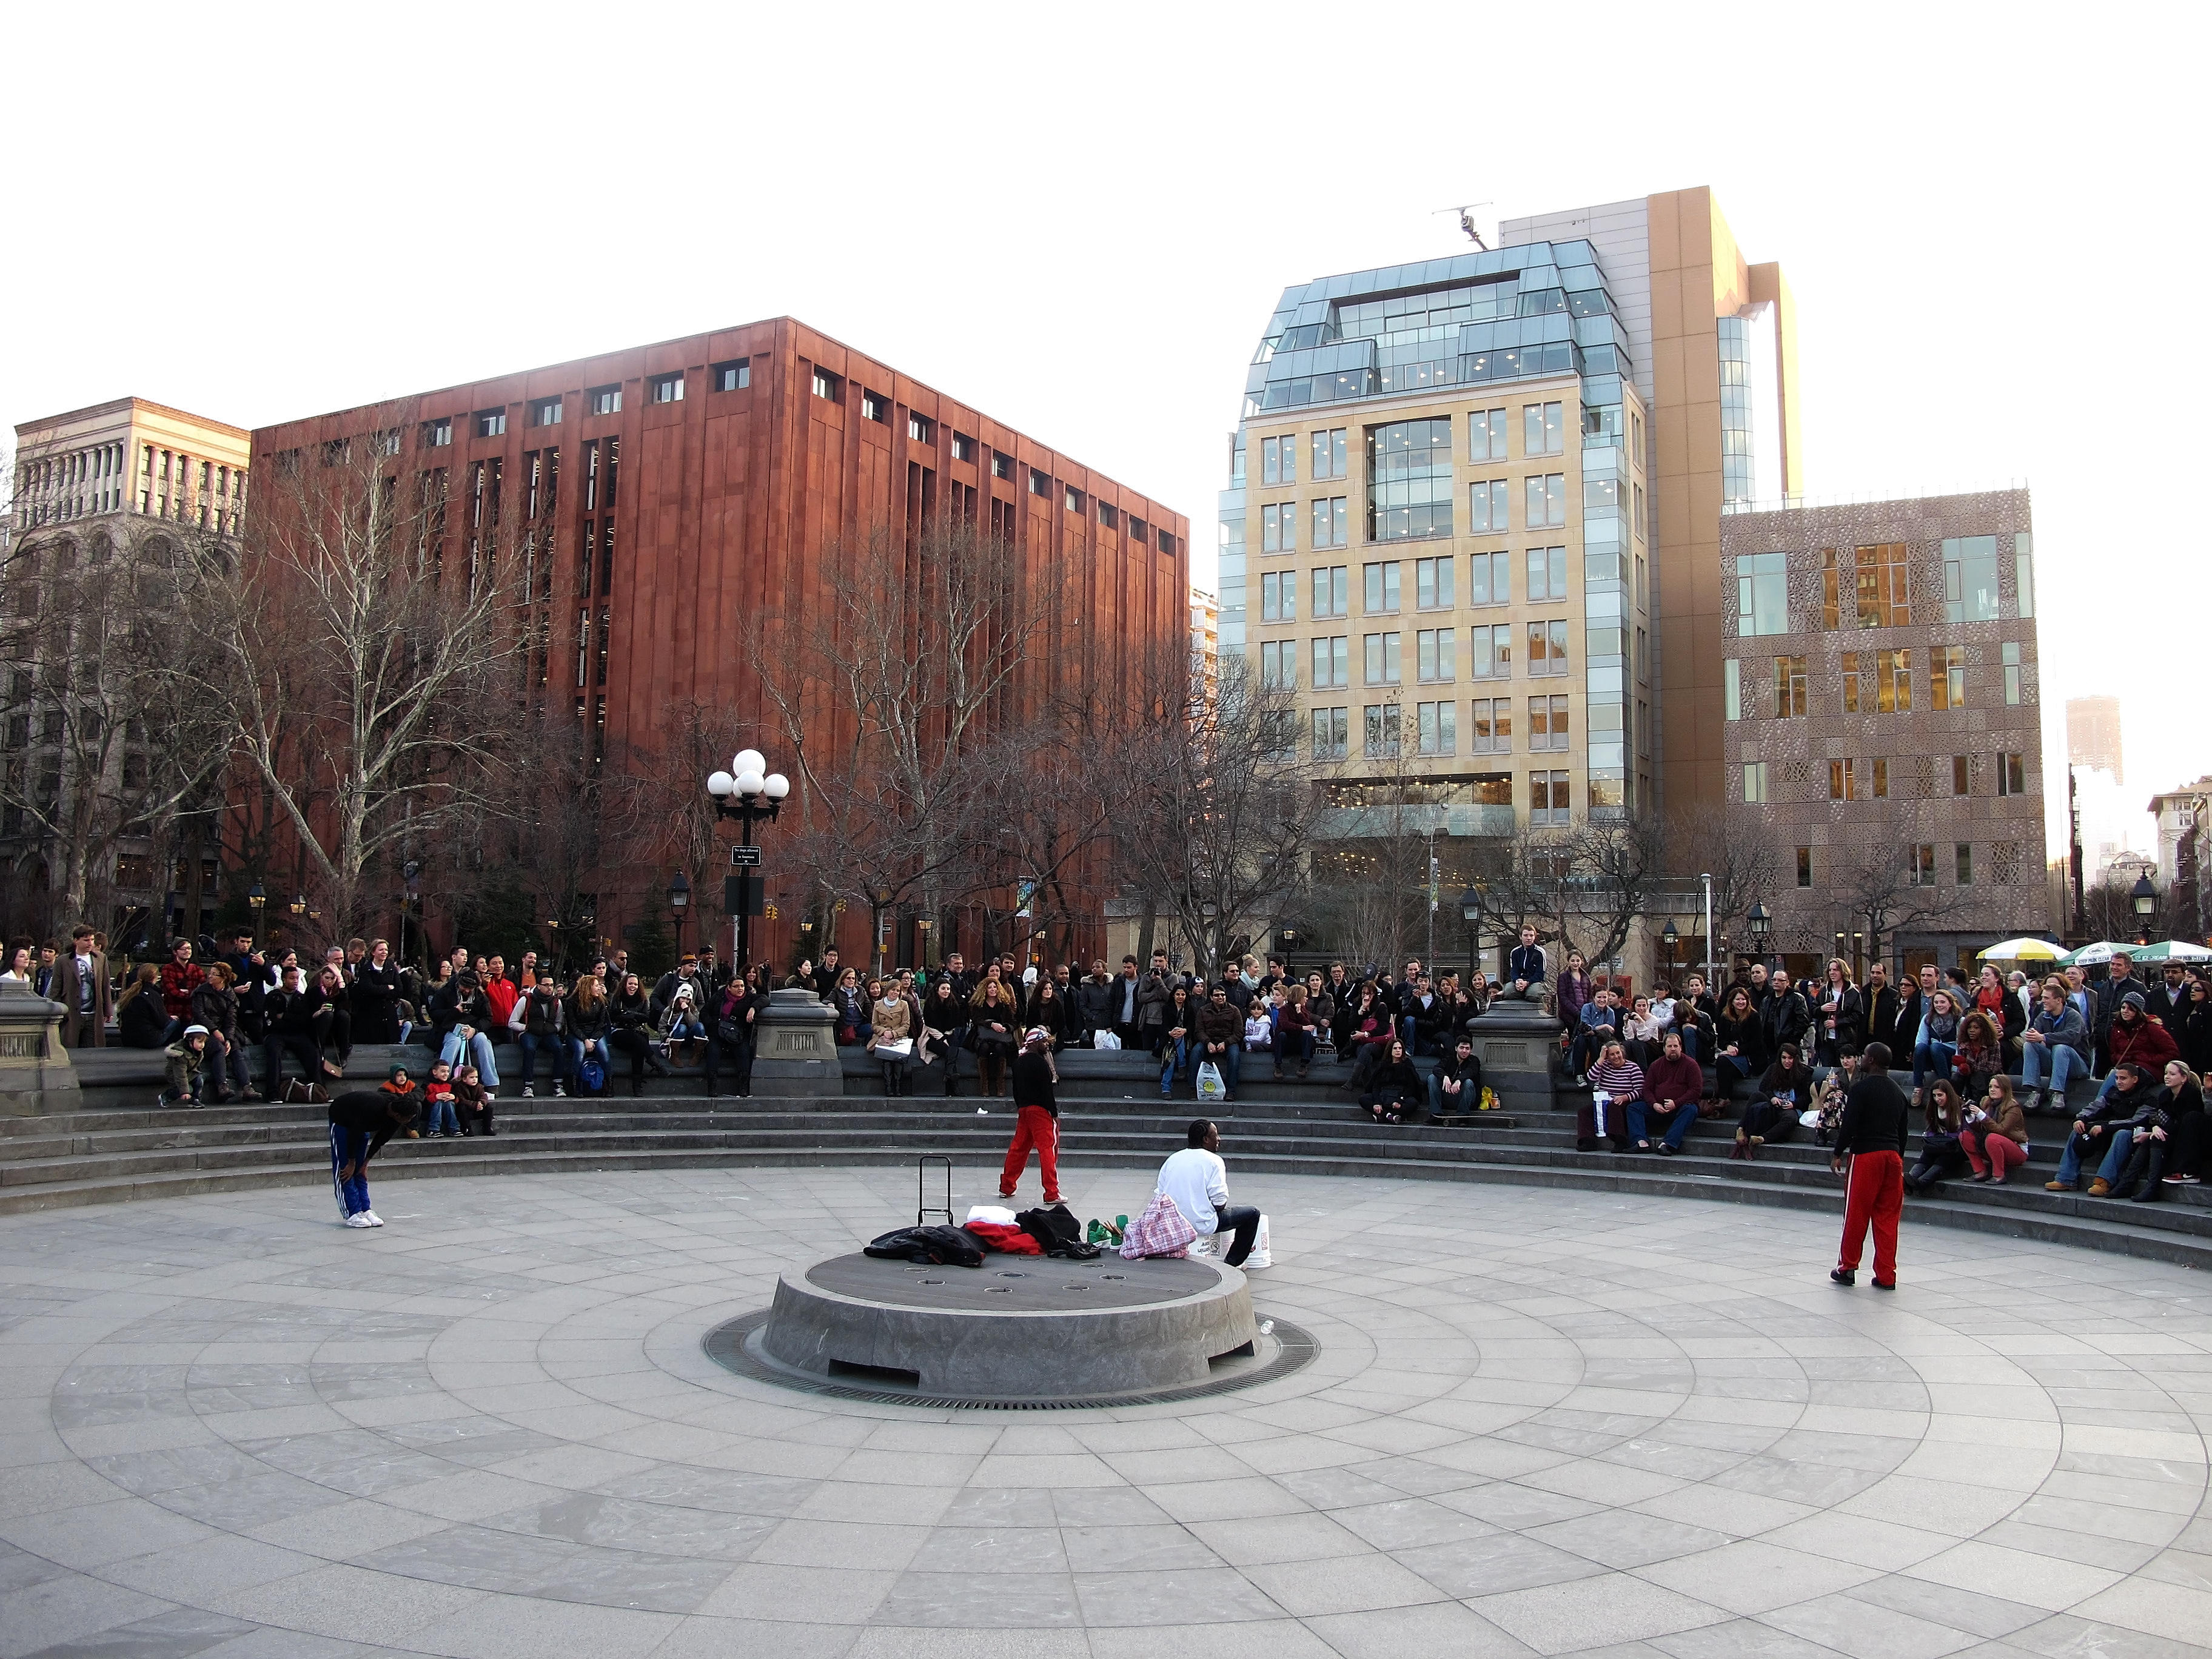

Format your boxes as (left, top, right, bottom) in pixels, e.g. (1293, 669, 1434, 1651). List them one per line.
(6, 3, 2203, 856)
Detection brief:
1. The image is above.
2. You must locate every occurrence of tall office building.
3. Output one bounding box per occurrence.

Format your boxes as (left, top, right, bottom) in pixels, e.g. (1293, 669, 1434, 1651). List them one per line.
(1222, 186, 1797, 844)
(1223, 238, 1653, 837)
(250, 318, 1188, 964)
(2066, 694, 2124, 782)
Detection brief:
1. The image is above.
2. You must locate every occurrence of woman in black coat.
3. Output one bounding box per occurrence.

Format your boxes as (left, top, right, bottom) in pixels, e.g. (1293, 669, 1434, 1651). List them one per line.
(1359, 1039, 1424, 1124)
(350, 940, 403, 1044)
(2171, 981, 2212, 1077)
(1713, 986, 1768, 1099)
(2153, 1062, 2208, 1188)
(1738, 1044, 1811, 1153)
(1812, 959, 1863, 1069)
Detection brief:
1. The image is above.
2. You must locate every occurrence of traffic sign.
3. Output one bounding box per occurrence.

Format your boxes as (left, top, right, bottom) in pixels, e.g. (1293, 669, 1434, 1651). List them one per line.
(729, 845, 762, 868)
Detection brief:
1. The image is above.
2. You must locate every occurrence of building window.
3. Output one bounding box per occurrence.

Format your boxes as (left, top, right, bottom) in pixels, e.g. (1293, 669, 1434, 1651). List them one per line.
(1416, 628, 1455, 683)
(1364, 704, 1401, 759)
(1952, 755, 1971, 795)
(1129, 516, 1147, 542)
(1098, 501, 1118, 531)
(1877, 648, 1911, 712)
(1840, 651, 1862, 713)
(1470, 549, 1510, 606)
(1312, 707, 1349, 760)
(1871, 758, 1889, 799)
(1823, 544, 1910, 629)
(1830, 759, 1855, 801)
(1997, 752, 2026, 796)
(1028, 469, 1050, 497)
(1312, 566, 1349, 619)
(2002, 641, 2022, 705)
(1956, 843, 1974, 885)
(1469, 624, 1512, 679)
(902, 413, 932, 444)
(1261, 503, 1295, 554)
(1931, 645, 1966, 709)
(1416, 701, 1456, 756)
(1363, 633, 1402, 686)
(1775, 655, 1808, 717)
(423, 417, 452, 448)
(1797, 845, 1813, 887)
(1469, 479, 1509, 534)
(811, 369, 840, 403)
(1469, 408, 1508, 462)
(1312, 635, 1350, 688)
(1942, 535, 2001, 623)
(1311, 496, 1349, 549)
(1529, 694, 1570, 752)
(1523, 401, 1564, 457)
(1259, 640, 1296, 690)
(859, 390, 886, 423)
(1259, 571, 1295, 622)
(1744, 762, 1769, 804)
(1724, 658, 1741, 720)
(991, 451, 1011, 480)
(1416, 557, 1453, 610)
(1311, 427, 1348, 480)
(1260, 709, 1300, 763)
(1531, 770, 1570, 826)
(1908, 843, 1937, 887)
(1261, 435, 1297, 486)
(2015, 532, 2035, 618)
(1367, 419, 1455, 541)
(642, 373, 680, 405)
(1524, 474, 1567, 530)
(585, 384, 621, 416)
(1736, 551, 1789, 636)
(1470, 697, 1512, 753)
(531, 398, 562, 427)
(1527, 619, 1570, 677)
(951, 432, 974, 462)
(476, 409, 507, 438)
(1363, 561, 1401, 614)
(1526, 545, 1567, 604)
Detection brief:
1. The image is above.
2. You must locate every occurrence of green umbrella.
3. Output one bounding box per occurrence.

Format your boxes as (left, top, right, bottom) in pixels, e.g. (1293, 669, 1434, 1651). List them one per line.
(2056, 942, 2130, 967)
(2130, 940, 2212, 963)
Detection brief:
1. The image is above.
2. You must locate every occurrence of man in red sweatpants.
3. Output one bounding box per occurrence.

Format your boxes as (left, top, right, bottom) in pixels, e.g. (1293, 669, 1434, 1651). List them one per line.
(1000, 1028, 1063, 1204)
(1830, 1040, 1911, 1289)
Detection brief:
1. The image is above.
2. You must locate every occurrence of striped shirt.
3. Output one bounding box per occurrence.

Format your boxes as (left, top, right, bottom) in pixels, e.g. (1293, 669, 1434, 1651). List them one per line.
(1587, 1059, 1647, 1102)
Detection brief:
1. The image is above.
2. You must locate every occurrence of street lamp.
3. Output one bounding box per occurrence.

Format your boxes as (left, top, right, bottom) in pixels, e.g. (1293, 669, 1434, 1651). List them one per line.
(668, 871, 691, 957)
(2131, 874, 2157, 945)
(289, 894, 306, 917)
(1459, 884, 1483, 989)
(706, 749, 789, 973)
(247, 881, 266, 939)
(1747, 901, 1771, 970)
(1661, 919, 1679, 977)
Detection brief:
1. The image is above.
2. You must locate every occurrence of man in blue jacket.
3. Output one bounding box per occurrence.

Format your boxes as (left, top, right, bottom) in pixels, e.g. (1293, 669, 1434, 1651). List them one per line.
(1498, 924, 1547, 1004)
(2019, 977, 2090, 1110)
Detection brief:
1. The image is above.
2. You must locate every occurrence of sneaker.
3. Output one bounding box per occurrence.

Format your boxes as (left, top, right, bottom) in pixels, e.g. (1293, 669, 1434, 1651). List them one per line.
(520, 1084, 534, 1098)
(1654, 1144, 1677, 1156)
(363, 1212, 384, 1227)
(345, 1213, 376, 1228)
(2162, 1172, 2197, 1184)
(554, 1084, 566, 1097)
(1829, 1267, 1855, 1286)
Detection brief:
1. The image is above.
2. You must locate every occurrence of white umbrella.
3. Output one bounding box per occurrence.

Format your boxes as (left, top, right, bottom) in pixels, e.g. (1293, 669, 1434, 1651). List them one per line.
(1976, 937, 2061, 961)
(2060, 941, 2127, 967)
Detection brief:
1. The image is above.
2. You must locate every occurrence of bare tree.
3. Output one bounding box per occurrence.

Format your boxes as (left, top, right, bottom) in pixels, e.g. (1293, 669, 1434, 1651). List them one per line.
(1664, 800, 1781, 953)
(0, 514, 234, 925)
(1298, 699, 1437, 973)
(752, 519, 1057, 973)
(1116, 651, 1321, 979)
(205, 430, 527, 939)
(1830, 803, 1974, 958)
(605, 697, 765, 961)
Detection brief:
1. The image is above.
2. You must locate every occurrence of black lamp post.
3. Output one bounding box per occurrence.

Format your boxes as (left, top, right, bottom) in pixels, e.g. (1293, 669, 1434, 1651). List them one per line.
(1459, 885, 1483, 988)
(247, 880, 266, 940)
(2131, 874, 2158, 946)
(708, 749, 789, 973)
(1748, 901, 1771, 969)
(1661, 919, 1679, 978)
(669, 871, 691, 958)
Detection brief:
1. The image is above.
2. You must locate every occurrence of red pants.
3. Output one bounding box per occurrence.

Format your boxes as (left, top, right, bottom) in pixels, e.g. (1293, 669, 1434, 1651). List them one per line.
(1000, 1105, 1060, 1202)
(1838, 1149, 1903, 1283)
(1961, 1130, 2028, 1182)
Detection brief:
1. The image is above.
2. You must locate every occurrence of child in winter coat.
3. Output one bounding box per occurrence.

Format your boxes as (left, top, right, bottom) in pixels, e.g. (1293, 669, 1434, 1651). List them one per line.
(451, 1064, 494, 1137)
(159, 1025, 213, 1107)
(421, 1061, 460, 1139)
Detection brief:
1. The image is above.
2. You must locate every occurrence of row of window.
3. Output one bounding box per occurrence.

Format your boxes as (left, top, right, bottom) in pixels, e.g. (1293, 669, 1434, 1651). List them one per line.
(1254, 472, 1630, 553)
(1725, 642, 2026, 718)
(1264, 622, 1576, 689)
(1742, 751, 2029, 803)
(1256, 549, 1586, 622)
(1735, 534, 2035, 635)
(1792, 840, 2021, 890)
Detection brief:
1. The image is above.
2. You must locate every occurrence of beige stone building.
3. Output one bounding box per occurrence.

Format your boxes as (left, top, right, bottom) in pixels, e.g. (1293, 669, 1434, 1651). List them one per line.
(1720, 489, 2047, 980)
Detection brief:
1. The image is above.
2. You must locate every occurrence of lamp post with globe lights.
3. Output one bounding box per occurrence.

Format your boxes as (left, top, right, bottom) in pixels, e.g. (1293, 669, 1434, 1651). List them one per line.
(706, 749, 790, 973)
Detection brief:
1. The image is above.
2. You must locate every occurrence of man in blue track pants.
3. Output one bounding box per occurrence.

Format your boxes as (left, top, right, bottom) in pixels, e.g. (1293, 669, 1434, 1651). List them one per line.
(328, 1090, 415, 1229)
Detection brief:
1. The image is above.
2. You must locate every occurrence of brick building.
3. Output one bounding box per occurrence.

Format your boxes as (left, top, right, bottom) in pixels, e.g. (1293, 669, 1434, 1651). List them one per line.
(1720, 489, 2047, 980)
(249, 318, 1188, 965)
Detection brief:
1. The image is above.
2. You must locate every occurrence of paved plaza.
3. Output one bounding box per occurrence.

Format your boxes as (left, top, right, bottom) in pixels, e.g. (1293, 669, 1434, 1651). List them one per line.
(2, 1165, 2210, 1658)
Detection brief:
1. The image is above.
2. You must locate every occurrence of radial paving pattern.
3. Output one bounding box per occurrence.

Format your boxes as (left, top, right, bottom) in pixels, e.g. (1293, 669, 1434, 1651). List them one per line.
(3, 1167, 2211, 1657)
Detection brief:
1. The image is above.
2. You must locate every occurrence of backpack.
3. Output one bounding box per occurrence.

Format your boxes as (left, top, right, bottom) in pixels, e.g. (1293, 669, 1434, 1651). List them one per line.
(283, 1079, 329, 1105)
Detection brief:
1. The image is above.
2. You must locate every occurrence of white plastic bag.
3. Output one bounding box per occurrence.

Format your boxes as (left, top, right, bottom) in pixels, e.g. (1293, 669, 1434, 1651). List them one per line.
(1093, 1029, 1121, 1050)
(965, 1204, 1016, 1226)
(874, 1037, 913, 1061)
(1196, 1061, 1226, 1101)
(1245, 1213, 1271, 1270)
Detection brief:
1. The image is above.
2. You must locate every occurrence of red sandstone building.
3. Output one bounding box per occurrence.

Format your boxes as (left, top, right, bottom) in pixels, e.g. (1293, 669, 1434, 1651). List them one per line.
(250, 317, 1189, 965)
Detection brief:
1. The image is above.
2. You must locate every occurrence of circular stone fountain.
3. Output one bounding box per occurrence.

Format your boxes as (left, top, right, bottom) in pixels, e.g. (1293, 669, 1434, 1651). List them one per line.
(706, 1250, 1314, 1407)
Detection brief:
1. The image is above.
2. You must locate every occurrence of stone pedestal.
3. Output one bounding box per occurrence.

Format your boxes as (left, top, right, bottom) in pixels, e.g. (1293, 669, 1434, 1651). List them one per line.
(1464, 999, 1561, 1112)
(0, 988, 80, 1117)
(749, 987, 842, 1097)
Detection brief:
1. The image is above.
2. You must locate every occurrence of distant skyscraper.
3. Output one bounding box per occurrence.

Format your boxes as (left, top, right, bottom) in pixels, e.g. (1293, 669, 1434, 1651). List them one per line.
(2067, 695, 2124, 782)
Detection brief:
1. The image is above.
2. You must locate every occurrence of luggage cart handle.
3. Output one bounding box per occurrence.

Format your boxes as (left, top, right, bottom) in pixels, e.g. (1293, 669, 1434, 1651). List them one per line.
(916, 1154, 954, 1226)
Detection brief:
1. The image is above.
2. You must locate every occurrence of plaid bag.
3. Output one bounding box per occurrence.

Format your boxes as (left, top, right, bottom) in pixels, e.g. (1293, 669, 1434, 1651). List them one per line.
(1119, 1193, 1198, 1259)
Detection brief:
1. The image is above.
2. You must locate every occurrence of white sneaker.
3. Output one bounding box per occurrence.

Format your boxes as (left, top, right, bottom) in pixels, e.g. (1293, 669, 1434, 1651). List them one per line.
(345, 1213, 375, 1228)
(552, 1084, 566, 1098)
(363, 1211, 384, 1227)
(520, 1084, 534, 1098)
